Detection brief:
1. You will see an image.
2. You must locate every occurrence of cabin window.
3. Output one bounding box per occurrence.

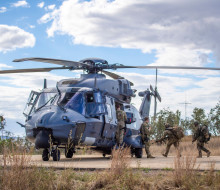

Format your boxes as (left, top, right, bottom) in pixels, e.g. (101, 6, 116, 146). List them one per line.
(126, 112, 136, 124)
(65, 92, 85, 115)
(86, 91, 105, 117)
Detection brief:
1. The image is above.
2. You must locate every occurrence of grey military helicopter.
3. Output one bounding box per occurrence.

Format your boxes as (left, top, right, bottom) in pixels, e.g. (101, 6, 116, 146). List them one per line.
(0, 57, 219, 161)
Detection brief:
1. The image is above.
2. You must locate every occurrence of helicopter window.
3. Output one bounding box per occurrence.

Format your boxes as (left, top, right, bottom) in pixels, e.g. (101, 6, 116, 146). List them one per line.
(94, 92, 103, 103)
(23, 91, 40, 116)
(86, 93, 94, 103)
(86, 92, 105, 117)
(65, 92, 85, 115)
(34, 92, 57, 110)
(59, 92, 75, 106)
(126, 112, 136, 124)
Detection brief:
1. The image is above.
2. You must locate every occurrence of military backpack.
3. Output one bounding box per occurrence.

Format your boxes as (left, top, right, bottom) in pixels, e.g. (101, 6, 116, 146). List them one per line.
(199, 125, 211, 143)
(169, 126, 185, 140)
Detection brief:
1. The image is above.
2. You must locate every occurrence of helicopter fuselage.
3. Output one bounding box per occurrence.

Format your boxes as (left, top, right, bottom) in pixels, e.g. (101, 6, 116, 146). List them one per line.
(23, 74, 144, 158)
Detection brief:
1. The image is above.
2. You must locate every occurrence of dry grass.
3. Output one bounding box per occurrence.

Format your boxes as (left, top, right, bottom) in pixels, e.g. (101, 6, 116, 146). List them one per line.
(1, 140, 220, 189)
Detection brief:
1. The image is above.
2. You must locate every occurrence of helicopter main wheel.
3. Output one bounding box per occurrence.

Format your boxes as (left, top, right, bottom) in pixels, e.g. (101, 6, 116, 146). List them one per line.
(65, 147, 75, 158)
(103, 154, 106, 157)
(52, 148, 60, 161)
(42, 148, 50, 161)
(134, 148, 143, 158)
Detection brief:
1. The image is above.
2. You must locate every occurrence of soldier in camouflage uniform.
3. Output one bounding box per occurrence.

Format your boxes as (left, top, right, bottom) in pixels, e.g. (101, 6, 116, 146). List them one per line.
(192, 121, 211, 158)
(140, 117, 155, 158)
(116, 105, 127, 145)
(157, 123, 181, 157)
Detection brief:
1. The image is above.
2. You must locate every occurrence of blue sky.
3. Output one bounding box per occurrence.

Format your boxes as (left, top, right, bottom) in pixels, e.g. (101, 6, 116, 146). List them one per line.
(0, 0, 220, 136)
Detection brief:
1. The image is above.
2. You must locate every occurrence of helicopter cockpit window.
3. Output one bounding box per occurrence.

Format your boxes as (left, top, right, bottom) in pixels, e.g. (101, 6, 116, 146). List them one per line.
(59, 92, 75, 106)
(86, 91, 105, 117)
(65, 92, 85, 115)
(23, 91, 39, 116)
(34, 92, 57, 110)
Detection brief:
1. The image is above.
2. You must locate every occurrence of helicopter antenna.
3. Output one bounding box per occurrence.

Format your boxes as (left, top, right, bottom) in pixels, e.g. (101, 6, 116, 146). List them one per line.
(43, 78, 47, 89)
(149, 68, 161, 120)
(154, 68, 158, 120)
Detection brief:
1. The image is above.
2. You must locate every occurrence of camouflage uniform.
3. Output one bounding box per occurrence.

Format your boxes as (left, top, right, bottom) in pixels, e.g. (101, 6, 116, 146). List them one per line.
(116, 109, 127, 145)
(157, 126, 180, 157)
(140, 121, 154, 158)
(192, 125, 211, 158)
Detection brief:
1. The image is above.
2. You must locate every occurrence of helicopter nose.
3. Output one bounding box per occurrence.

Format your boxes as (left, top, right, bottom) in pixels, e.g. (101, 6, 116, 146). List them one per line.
(37, 112, 55, 126)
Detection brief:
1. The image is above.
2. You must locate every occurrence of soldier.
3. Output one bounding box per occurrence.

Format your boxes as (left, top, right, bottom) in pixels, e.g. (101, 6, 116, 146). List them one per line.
(116, 105, 127, 146)
(192, 121, 211, 158)
(156, 123, 181, 157)
(140, 117, 155, 158)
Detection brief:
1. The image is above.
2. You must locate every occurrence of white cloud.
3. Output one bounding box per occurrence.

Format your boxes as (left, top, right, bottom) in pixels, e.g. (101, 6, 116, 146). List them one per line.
(120, 72, 220, 118)
(11, 0, 29, 8)
(0, 25, 36, 52)
(37, 2, 45, 8)
(29, 25, 35, 29)
(39, 0, 220, 67)
(0, 7, 7, 13)
(0, 63, 12, 69)
(46, 4, 56, 10)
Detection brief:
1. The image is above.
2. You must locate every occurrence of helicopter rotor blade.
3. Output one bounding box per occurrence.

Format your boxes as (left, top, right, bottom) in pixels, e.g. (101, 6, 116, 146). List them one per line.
(0, 67, 72, 74)
(102, 70, 134, 86)
(13, 57, 91, 68)
(150, 85, 154, 93)
(111, 65, 220, 70)
(155, 91, 161, 102)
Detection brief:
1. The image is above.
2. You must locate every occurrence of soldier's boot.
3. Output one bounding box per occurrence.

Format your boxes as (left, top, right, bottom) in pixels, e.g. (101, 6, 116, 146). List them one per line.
(162, 153, 167, 157)
(207, 151, 211, 157)
(146, 149, 155, 159)
(147, 155, 155, 159)
(197, 151, 202, 158)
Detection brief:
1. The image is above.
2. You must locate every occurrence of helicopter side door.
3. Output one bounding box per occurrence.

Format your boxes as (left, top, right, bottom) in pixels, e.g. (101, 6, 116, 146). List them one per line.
(102, 97, 117, 139)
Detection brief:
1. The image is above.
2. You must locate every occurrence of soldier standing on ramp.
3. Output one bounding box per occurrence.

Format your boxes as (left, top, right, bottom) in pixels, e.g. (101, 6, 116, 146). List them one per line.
(116, 104, 127, 146)
(140, 117, 155, 158)
(192, 121, 211, 158)
(156, 123, 184, 157)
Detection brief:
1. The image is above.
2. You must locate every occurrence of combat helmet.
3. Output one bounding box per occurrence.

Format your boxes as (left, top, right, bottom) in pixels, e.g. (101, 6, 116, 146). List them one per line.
(194, 121, 199, 126)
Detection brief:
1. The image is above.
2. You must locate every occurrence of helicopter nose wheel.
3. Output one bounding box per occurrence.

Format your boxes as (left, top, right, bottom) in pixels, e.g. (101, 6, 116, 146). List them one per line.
(52, 147, 61, 161)
(42, 148, 50, 161)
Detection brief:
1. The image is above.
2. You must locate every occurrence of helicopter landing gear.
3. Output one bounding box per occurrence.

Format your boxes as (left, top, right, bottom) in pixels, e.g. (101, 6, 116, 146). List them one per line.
(65, 147, 75, 158)
(52, 147, 60, 161)
(134, 148, 143, 158)
(42, 148, 50, 161)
